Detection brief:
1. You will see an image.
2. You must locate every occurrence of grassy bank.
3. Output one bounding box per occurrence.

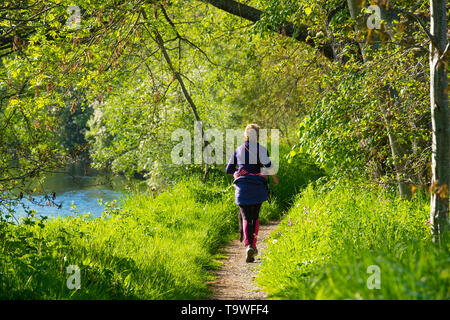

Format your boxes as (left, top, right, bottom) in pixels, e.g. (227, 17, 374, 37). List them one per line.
(1, 177, 238, 299)
(257, 181, 450, 299)
(0, 147, 322, 299)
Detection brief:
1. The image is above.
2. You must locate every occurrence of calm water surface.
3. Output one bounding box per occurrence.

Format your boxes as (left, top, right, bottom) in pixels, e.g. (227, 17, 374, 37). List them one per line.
(12, 166, 140, 219)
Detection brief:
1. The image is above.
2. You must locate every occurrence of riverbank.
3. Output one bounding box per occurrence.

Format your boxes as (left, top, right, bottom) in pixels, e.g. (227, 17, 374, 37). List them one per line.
(0, 177, 235, 299)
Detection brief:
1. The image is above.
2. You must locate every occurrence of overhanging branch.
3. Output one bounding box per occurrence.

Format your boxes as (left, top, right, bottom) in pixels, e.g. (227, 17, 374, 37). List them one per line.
(199, 0, 335, 61)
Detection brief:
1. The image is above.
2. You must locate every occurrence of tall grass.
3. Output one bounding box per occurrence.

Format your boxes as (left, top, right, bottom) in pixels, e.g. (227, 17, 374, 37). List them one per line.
(257, 181, 450, 299)
(260, 146, 324, 222)
(0, 176, 238, 299)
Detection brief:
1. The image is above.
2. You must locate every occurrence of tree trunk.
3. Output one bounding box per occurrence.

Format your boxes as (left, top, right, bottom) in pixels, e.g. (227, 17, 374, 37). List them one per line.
(151, 26, 210, 180)
(429, 0, 449, 240)
(379, 100, 412, 199)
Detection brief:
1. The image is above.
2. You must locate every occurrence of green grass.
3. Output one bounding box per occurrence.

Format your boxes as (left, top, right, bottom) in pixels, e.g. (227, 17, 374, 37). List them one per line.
(0, 176, 239, 299)
(0, 147, 322, 299)
(259, 146, 325, 221)
(256, 181, 450, 299)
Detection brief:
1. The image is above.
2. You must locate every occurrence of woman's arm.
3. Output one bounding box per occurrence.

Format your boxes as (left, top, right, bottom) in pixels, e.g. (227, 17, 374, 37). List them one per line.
(225, 150, 237, 175)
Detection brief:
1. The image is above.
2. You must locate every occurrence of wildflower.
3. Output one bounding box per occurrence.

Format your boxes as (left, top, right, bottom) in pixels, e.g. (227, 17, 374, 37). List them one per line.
(288, 218, 292, 226)
(426, 219, 431, 225)
(272, 239, 278, 244)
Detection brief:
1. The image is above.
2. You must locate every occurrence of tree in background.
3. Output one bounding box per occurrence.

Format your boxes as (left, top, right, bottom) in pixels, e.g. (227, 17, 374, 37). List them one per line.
(429, 0, 449, 241)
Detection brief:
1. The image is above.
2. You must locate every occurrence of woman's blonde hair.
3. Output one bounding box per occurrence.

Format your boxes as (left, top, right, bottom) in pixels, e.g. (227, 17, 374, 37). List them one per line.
(244, 123, 260, 142)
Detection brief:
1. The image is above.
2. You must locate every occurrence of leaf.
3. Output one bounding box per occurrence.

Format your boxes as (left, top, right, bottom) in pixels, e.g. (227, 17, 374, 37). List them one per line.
(437, 184, 448, 199)
(70, 101, 77, 114)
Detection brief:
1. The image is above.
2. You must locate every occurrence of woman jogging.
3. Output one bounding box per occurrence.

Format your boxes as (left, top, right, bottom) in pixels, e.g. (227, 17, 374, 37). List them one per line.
(226, 124, 279, 263)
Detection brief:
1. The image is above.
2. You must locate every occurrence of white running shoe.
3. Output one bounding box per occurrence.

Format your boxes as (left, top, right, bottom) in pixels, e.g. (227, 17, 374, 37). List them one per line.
(246, 245, 255, 263)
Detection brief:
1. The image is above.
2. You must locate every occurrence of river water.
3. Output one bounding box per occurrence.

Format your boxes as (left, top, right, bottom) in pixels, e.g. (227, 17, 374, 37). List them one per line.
(11, 165, 140, 219)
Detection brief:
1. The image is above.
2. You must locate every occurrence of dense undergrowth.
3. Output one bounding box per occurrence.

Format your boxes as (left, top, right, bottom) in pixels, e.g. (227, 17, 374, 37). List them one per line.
(0, 147, 323, 299)
(257, 180, 450, 299)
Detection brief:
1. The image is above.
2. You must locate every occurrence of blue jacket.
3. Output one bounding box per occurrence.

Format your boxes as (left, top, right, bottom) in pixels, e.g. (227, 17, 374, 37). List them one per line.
(233, 174, 269, 205)
(226, 141, 271, 175)
(226, 142, 271, 205)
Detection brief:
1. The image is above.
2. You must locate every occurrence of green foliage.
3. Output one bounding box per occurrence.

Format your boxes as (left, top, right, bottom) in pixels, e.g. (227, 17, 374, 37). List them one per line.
(253, 0, 432, 192)
(292, 43, 430, 187)
(0, 0, 150, 205)
(257, 181, 449, 299)
(271, 144, 325, 208)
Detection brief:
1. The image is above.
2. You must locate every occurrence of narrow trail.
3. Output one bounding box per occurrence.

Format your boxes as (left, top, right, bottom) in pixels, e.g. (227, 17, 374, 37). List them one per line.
(209, 220, 279, 300)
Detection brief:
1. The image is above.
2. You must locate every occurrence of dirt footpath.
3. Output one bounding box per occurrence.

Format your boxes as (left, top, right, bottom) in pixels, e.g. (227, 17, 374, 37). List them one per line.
(209, 220, 279, 300)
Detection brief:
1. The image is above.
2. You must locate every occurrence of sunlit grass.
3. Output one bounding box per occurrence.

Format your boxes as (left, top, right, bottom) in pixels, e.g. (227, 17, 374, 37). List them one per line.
(257, 182, 450, 299)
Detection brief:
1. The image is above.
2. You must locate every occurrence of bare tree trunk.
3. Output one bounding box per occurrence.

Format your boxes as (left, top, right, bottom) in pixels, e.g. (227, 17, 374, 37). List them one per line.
(429, 0, 449, 241)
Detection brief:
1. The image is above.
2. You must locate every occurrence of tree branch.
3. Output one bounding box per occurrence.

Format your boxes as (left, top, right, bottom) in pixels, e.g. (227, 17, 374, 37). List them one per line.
(199, 0, 335, 61)
(395, 8, 437, 48)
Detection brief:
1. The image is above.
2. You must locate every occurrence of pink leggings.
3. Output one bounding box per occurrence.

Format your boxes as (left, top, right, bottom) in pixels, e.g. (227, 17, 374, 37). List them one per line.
(239, 203, 262, 248)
